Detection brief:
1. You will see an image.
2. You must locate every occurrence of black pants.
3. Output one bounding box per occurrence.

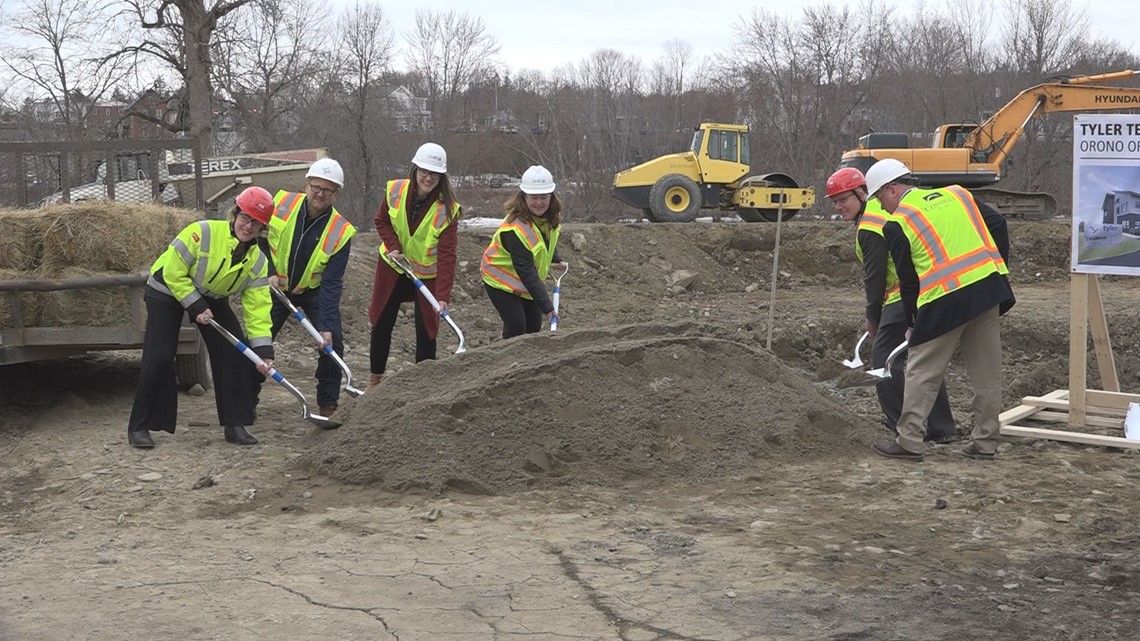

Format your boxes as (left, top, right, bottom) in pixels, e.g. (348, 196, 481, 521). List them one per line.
(256, 288, 344, 407)
(485, 283, 543, 339)
(873, 317, 955, 438)
(128, 289, 257, 434)
(369, 276, 436, 375)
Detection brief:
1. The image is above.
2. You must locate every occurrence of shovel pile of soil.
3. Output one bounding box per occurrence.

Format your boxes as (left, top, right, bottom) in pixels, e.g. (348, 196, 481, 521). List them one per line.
(303, 321, 877, 495)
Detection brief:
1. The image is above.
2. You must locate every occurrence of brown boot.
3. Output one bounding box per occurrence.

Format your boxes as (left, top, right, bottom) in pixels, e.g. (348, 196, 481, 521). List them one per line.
(318, 405, 337, 418)
(365, 373, 382, 392)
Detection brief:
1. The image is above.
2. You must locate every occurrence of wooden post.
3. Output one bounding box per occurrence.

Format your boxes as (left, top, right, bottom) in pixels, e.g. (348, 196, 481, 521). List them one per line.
(765, 191, 786, 350)
(1086, 275, 1119, 392)
(1068, 273, 1089, 426)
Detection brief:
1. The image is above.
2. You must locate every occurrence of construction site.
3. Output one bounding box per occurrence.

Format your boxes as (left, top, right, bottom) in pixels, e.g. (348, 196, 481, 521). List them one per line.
(4, 0, 1140, 634)
(2, 207, 1139, 639)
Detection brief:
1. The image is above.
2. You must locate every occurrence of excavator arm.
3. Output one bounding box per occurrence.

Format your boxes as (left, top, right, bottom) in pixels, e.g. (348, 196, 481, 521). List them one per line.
(963, 70, 1140, 166)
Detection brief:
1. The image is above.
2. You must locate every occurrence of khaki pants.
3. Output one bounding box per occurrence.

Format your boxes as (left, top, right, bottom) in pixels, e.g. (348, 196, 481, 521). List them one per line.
(895, 306, 1002, 454)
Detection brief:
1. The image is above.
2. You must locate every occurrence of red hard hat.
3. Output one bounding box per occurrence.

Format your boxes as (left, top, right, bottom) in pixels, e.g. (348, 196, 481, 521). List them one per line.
(825, 167, 867, 199)
(235, 186, 273, 224)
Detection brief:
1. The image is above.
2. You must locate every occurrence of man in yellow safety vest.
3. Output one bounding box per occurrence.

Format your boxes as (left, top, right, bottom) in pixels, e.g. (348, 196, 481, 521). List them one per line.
(864, 159, 1013, 462)
(825, 167, 956, 443)
(257, 158, 356, 417)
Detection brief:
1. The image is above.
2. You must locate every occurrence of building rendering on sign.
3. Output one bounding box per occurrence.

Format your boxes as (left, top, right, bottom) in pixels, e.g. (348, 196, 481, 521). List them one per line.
(1102, 190, 1140, 233)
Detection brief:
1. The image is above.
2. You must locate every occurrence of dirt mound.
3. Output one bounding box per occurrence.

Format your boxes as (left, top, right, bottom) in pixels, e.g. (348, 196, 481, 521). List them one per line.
(302, 321, 874, 495)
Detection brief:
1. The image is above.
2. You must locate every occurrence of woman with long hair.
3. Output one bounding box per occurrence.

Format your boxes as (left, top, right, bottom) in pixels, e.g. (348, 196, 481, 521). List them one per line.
(481, 165, 568, 339)
(366, 143, 462, 390)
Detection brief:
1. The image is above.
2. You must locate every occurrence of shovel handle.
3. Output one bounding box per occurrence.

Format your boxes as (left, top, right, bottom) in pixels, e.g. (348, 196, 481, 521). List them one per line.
(206, 318, 281, 381)
(550, 264, 567, 332)
(393, 255, 466, 353)
(884, 340, 909, 371)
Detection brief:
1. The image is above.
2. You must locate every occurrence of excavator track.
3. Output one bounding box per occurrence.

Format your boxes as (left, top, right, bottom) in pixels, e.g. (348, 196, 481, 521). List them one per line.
(968, 188, 1058, 220)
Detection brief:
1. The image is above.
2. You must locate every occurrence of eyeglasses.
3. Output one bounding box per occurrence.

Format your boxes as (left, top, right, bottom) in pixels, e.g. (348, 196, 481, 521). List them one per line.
(236, 212, 265, 228)
(830, 192, 856, 206)
(416, 168, 440, 178)
(307, 181, 338, 197)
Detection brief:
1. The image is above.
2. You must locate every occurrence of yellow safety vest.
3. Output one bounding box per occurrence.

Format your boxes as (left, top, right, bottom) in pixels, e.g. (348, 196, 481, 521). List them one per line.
(855, 199, 902, 306)
(891, 186, 1008, 310)
(267, 191, 356, 294)
(378, 179, 461, 279)
(147, 220, 273, 347)
(481, 214, 561, 298)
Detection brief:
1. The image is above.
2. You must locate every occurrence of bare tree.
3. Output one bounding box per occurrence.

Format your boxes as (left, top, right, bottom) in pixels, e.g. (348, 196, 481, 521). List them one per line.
(212, 0, 326, 152)
(403, 8, 501, 133)
(335, 0, 393, 222)
(649, 39, 693, 129)
(0, 0, 131, 138)
(1001, 0, 1090, 76)
(110, 0, 258, 154)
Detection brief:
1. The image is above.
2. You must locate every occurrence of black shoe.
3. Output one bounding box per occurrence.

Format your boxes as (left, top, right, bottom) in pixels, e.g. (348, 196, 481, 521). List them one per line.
(224, 425, 258, 445)
(128, 430, 155, 449)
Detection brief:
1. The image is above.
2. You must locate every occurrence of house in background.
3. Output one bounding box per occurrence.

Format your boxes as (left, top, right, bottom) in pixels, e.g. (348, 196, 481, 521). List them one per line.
(386, 86, 431, 132)
(1102, 190, 1140, 233)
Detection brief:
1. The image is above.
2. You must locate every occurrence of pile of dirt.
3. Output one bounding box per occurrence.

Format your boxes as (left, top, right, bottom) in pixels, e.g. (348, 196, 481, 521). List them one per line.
(302, 321, 876, 495)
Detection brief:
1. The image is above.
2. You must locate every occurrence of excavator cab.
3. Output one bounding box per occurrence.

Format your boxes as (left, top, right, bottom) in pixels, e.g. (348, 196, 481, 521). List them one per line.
(934, 125, 975, 149)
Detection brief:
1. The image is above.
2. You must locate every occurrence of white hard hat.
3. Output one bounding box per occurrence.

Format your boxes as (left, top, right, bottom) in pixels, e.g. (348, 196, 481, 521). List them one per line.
(412, 142, 447, 173)
(306, 158, 344, 187)
(864, 158, 911, 197)
(520, 165, 555, 194)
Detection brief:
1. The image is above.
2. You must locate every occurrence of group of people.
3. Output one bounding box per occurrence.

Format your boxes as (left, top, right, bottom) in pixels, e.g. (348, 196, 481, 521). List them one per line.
(826, 159, 1014, 462)
(128, 143, 567, 449)
(127, 141, 1013, 457)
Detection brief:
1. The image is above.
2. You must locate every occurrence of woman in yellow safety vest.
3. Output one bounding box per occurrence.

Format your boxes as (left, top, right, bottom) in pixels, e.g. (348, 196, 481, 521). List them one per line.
(366, 143, 462, 390)
(127, 187, 276, 449)
(481, 165, 568, 339)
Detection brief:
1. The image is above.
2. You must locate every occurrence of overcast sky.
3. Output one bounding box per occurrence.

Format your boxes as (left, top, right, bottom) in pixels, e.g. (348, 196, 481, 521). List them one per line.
(372, 0, 1138, 73)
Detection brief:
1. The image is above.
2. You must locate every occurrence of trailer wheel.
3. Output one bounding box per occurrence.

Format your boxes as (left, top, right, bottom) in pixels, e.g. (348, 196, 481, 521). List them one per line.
(176, 345, 213, 391)
(649, 174, 701, 223)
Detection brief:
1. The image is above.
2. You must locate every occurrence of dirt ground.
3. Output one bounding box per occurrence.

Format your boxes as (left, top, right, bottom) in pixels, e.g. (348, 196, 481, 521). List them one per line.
(3, 218, 1140, 640)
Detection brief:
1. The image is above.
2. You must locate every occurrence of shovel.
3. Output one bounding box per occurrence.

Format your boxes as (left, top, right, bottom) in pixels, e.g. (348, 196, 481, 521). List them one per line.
(206, 318, 341, 429)
(270, 286, 363, 398)
(550, 263, 568, 332)
(858, 340, 908, 384)
(390, 254, 467, 354)
(842, 331, 869, 369)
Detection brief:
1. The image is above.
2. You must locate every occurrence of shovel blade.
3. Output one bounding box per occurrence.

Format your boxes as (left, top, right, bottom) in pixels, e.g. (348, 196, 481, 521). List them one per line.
(842, 356, 864, 369)
(307, 413, 341, 430)
(344, 385, 364, 398)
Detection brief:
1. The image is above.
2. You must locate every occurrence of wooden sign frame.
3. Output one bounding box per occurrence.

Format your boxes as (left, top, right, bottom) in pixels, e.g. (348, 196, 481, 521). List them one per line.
(999, 273, 1140, 449)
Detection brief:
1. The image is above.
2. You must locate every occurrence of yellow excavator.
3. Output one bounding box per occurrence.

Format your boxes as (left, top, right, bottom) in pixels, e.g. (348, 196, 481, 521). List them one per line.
(838, 70, 1140, 218)
(611, 122, 815, 222)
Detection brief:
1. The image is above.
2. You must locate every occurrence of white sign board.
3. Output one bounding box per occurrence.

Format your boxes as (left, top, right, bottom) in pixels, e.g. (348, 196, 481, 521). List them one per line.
(1071, 114, 1140, 275)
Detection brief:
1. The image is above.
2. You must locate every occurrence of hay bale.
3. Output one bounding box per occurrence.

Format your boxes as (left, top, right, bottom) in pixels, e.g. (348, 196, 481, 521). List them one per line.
(36, 202, 198, 275)
(0, 268, 49, 330)
(37, 267, 135, 328)
(0, 210, 47, 271)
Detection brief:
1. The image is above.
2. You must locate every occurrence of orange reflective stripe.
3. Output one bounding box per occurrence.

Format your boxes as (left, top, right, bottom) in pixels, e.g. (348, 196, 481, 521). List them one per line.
(918, 247, 996, 296)
(387, 180, 409, 210)
(274, 192, 304, 223)
(321, 215, 350, 255)
(944, 185, 1006, 269)
(895, 204, 952, 264)
(506, 221, 539, 246)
